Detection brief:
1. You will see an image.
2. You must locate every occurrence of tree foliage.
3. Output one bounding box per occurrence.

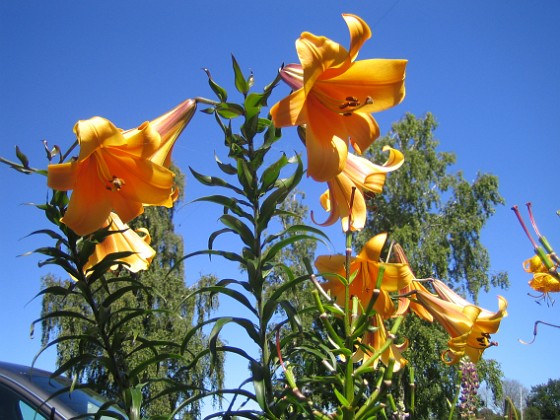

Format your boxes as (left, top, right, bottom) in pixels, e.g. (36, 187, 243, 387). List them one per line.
(356, 112, 508, 418)
(525, 378, 560, 419)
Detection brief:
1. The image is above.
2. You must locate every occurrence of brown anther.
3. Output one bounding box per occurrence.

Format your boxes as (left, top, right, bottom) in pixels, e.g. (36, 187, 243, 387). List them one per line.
(339, 96, 361, 112)
(106, 176, 125, 191)
(476, 332, 492, 347)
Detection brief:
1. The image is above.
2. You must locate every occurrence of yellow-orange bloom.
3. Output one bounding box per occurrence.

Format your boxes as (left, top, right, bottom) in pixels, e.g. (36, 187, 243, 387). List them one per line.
(314, 146, 403, 231)
(316, 233, 411, 367)
(414, 287, 507, 365)
(84, 212, 156, 274)
(523, 255, 560, 296)
(315, 233, 415, 318)
(354, 313, 408, 371)
(270, 14, 407, 182)
(48, 99, 196, 235)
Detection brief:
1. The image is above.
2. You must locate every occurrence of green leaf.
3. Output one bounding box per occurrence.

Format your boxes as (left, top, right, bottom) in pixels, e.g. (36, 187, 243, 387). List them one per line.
(216, 102, 245, 119)
(15, 145, 30, 169)
(124, 384, 143, 420)
(197, 285, 258, 317)
(232, 55, 251, 95)
(200, 107, 215, 114)
(219, 214, 255, 248)
(208, 317, 260, 362)
(334, 388, 350, 406)
(262, 234, 319, 265)
(236, 158, 254, 192)
(259, 153, 288, 193)
(250, 360, 267, 410)
(262, 223, 329, 247)
(203, 68, 227, 102)
(176, 249, 245, 266)
(265, 274, 310, 310)
(214, 153, 237, 175)
(215, 277, 252, 293)
(189, 167, 243, 194)
(208, 228, 234, 252)
(257, 155, 303, 232)
(191, 194, 252, 221)
(101, 285, 139, 308)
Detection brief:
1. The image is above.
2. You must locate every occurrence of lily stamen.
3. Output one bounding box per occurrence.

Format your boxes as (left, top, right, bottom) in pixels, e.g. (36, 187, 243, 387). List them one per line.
(106, 176, 125, 192)
(340, 96, 374, 117)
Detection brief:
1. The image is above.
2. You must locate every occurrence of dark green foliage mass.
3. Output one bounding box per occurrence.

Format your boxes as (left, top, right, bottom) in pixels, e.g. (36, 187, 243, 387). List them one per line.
(525, 378, 560, 419)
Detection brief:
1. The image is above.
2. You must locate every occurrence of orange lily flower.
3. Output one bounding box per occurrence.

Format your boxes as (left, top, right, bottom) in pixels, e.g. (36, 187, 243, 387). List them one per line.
(414, 288, 507, 364)
(313, 146, 403, 231)
(84, 212, 155, 274)
(512, 203, 560, 301)
(270, 14, 407, 182)
(315, 233, 415, 318)
(48, 99, 196, 236)
(523, 255, 560, 297)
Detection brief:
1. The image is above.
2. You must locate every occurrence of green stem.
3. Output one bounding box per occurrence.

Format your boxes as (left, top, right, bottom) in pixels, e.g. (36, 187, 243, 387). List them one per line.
(60, 139, 79, 163)
(342, 227, 354, 418)
(408, 366, 416, 415)
(312, 290, 345, 349)
(447, 365, 461, 420)
(354, 316, 404, 376)
(194, 96, 221, 106)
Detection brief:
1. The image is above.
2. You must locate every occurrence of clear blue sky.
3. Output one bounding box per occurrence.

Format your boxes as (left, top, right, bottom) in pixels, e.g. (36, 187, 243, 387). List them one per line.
(1, 0, 558, 407)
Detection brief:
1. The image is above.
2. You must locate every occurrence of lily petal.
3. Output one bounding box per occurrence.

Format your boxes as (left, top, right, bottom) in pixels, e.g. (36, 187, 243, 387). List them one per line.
(84, 212, 156, 274)
(343, 14, 372, 62)
(270, 89, 307, 127)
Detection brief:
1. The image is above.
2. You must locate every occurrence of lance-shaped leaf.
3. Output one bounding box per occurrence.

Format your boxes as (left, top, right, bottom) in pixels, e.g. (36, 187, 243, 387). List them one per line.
(208, 228, 236, 252)
(189, 167, 244, 194)
(257, 156, 303, 232)
(214, 153, 237, 175)
(203, 68, 228, 102)
(259, 153, 289, 194)
(208, 317, 260, 363)
(263, 274, 311, 322)
(250, 360, 267, 410)
(262, 223, 329, 247)
(197, 285, 258, 317)
(237, 158, 254, 192)
(191, 195, 252, 221)
(175, 250, 246, 269)
(216, 102, 245, 119)
(232, 55, 253, 95)
(219, 214, 255, 248)
(262, 234, 318, 265)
